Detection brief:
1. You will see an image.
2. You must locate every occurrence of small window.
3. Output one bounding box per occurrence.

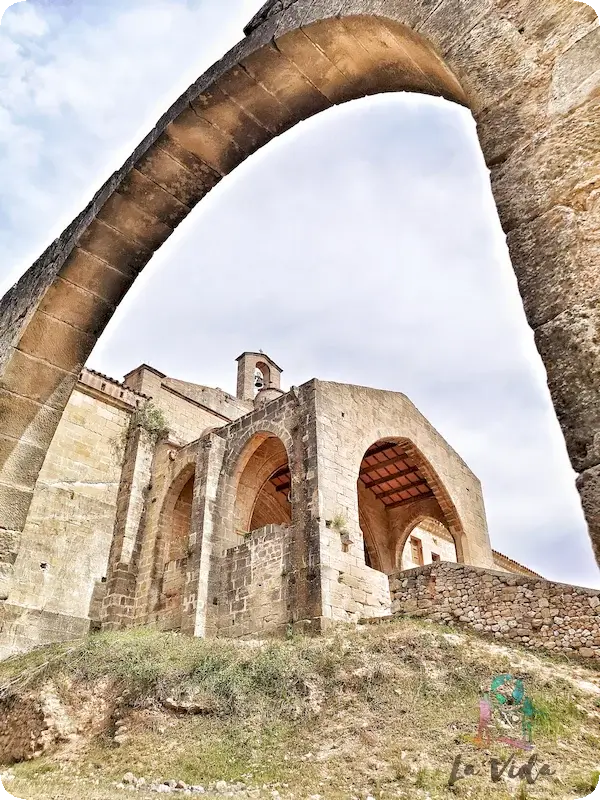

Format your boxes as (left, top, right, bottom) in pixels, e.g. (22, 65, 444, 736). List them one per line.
(431, 553, 441, 562)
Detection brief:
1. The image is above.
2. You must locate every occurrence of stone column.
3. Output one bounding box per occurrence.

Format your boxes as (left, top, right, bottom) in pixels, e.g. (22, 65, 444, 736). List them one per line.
(101, 425, 155, 629)
(182, 433, 226, 638)
(288, 381, 324, 630)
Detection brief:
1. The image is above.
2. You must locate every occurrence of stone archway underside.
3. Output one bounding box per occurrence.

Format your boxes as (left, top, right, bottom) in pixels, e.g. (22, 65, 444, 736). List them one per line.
(0, 0, 599, 598)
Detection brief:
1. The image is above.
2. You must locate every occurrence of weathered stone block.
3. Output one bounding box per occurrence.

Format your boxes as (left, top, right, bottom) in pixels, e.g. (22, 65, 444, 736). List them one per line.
(550, 28, 600, 116)
(535, 304, 600, 472)
(507, 205, 600, 329)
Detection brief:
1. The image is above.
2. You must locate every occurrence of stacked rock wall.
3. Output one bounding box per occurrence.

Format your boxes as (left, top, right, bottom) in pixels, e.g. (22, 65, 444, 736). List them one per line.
(389, 562, 600, 658)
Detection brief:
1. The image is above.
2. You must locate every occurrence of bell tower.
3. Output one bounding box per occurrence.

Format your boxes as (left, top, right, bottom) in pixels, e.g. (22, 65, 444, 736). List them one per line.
(236, 352, 282, 402)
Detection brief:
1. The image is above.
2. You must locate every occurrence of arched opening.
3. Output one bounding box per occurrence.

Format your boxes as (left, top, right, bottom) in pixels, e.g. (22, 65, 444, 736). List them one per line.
(398, 517, 457, 570)
(233, 433, 291, 538)
(157, 469, 195, 630)
(357, 439, 462, 574)
(254, 361, 271, 394)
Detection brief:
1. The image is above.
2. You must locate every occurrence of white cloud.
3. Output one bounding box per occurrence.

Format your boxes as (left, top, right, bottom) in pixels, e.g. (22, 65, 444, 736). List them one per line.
(0, 0, 260, 290)
(1, 1, 599, 589)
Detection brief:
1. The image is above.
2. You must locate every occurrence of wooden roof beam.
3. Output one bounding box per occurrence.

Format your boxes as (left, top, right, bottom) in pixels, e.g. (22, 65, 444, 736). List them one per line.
(361, 453, 414, 473)
(270, 465, 290, 481)
(363, 441, 401, 459)
(385, 491, 435, 510)
(360, 465, 420, 488)
(373, 479, 430, 500)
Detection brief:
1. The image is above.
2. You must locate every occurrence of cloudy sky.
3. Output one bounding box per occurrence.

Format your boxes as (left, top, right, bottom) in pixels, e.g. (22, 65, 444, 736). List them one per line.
(1, 0, 599, 588)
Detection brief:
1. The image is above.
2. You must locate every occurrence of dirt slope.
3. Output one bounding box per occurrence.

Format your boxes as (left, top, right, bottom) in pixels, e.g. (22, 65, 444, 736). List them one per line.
(0, 619, 599, 800)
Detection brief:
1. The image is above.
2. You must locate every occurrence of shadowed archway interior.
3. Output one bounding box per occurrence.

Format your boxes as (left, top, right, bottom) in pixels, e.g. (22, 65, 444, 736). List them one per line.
(0, 0, 598, 604)
(233, 433, 291, 536)
(357, 438, 463, 574)
(156, 473, 194, 631)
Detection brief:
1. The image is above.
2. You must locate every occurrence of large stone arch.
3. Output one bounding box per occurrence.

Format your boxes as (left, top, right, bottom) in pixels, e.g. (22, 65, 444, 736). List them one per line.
(0, 1, 598, 598)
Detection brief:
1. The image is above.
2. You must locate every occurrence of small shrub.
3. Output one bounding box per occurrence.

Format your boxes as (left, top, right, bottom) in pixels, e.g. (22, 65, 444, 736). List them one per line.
(414, 767, 446, 790)
(329, 512, 348, 534)
(133, 403, 169, 440)
(573, 771, 600, 794)
(111, 402, 169, 459)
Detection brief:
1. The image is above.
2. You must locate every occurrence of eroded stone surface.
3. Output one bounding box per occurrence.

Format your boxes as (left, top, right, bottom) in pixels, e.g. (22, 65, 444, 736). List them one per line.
(507, 205, 600, 328)
(578, 464, 600, 561)
(535, 304, 600, 473)
(550, 27, 600, 115)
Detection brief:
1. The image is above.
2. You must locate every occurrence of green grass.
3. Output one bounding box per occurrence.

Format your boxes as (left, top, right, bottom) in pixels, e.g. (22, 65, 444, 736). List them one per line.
(530, 693, 586, 740)
(573, 770, 600, 795)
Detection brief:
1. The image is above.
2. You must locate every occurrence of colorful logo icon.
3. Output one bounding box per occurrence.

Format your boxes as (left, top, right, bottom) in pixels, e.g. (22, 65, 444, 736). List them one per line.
(472, 673, 536, 751)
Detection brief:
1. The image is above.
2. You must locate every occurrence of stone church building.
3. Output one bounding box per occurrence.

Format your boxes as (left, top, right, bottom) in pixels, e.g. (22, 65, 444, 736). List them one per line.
(0, 353, 536, 659)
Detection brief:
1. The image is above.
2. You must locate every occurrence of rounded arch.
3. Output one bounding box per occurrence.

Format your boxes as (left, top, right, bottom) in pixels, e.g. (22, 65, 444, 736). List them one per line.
(357, 437, 467, 574)
(221, 423, 294, 487)
(157, 460, 196, 542)
(255, 361, 272, 391)
(0, 2, 598, 572)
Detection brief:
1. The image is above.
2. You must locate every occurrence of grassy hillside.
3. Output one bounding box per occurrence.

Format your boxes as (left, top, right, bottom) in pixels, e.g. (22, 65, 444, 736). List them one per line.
(0, 619, 599, 800)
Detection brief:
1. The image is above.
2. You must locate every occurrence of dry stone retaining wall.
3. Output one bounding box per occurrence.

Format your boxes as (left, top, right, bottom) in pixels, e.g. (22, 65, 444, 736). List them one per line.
(389, 562, 600, 658)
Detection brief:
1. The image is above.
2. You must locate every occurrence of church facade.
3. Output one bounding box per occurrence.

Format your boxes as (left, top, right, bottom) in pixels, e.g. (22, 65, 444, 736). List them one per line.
(0, 353, 536, 659)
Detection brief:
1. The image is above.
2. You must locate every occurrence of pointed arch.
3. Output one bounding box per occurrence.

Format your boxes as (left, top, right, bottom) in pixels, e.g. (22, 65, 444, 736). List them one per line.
(357, 437, 467, 574)
(396, 515, 457, 570)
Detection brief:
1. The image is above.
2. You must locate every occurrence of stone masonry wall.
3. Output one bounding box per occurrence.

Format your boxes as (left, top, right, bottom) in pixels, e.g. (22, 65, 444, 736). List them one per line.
(314, 381, 493, 626)
(219, 524, 293, 638)
(0, 385, 131, 658)
(123, 365, 249, 446)
(389, 562, 600, 659)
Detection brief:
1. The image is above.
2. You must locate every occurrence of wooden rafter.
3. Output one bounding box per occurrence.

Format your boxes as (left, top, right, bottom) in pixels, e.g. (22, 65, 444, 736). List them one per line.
(363, 442, 399, 459)
(374, 479, 430, 500)
(361, 453, 414, 473)
(361, 465, 420, 488)
(385, 491, 435, 510)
